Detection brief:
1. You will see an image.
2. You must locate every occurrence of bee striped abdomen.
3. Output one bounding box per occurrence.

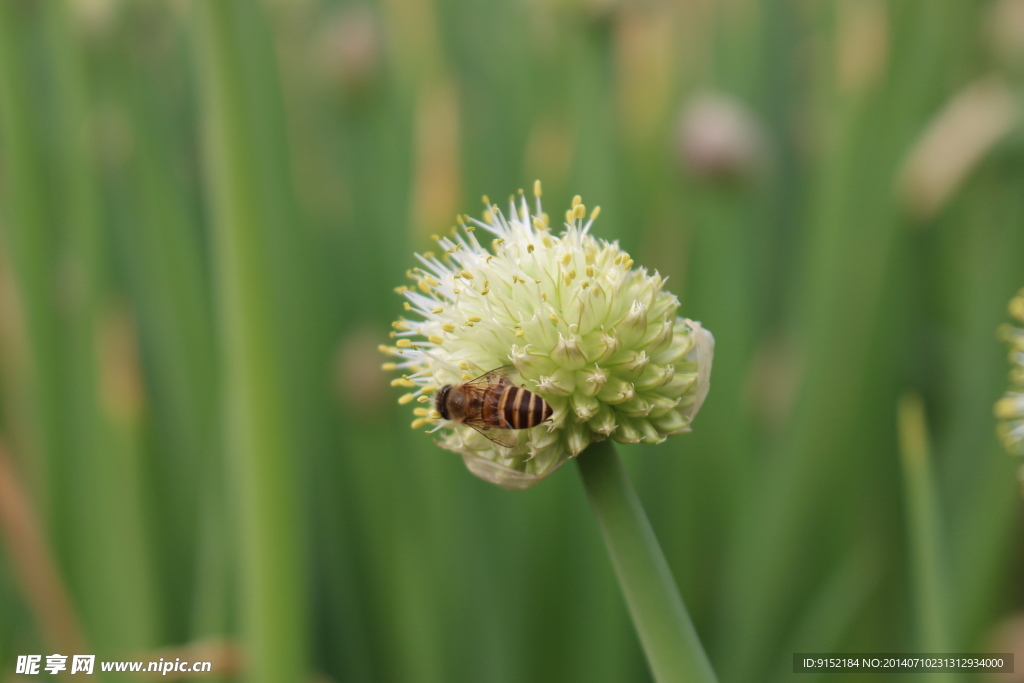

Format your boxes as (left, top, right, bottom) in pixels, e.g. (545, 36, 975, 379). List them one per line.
(494, 386, 551, 429)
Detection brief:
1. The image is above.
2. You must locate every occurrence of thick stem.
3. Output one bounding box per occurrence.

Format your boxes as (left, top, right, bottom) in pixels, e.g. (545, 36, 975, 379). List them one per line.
(577, 440, 718, 683)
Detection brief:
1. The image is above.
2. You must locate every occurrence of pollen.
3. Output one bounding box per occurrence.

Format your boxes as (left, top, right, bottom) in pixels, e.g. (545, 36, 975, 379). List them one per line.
(533, 179, 542, 197)
(398, 394, 415, 405)
(432, 306, 444, 314)
(396, 339, 413, 348)
(442, 323, 456, 332)
(417, 395, 430, 403)
(429, 336, 444, 345)
(467, 316, 482, 322)
(461, 270, 473, 279)
(411, 418, 429, 429)
(391, 378, 416, 387)
(381, 362, 397, 371)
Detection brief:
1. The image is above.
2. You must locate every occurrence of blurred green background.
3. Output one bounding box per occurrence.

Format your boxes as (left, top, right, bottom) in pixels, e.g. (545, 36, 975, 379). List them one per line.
(0, 0, 1023, 681)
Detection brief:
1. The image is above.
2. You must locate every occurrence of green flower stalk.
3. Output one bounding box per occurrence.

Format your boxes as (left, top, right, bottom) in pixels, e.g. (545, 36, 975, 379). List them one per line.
(996, 287, 1024, 456)
(382, 181, 714, 488)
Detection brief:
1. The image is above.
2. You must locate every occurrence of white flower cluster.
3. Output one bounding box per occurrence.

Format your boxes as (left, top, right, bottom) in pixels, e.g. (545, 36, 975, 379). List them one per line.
(996, 288, 1024, 456)
(382, 182, 713, 489)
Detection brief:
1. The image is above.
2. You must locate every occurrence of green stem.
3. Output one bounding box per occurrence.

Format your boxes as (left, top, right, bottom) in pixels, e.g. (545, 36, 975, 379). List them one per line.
(194, 3, 307, 682)
(897, 393, 962, 683)
(576, 440, 718, 683)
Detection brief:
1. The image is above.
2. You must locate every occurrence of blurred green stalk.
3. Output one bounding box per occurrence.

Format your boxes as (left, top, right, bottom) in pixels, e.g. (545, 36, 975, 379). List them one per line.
(898, 393, 961, 682)
(576, 440, 717, 683)
(194, 2, 307, 681)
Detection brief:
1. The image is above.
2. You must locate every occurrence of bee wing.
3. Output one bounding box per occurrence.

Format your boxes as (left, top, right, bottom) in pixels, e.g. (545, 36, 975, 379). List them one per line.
(462, 419, 519, 449)
(464, 365, 516, 389)
(459, 366, 520, 448)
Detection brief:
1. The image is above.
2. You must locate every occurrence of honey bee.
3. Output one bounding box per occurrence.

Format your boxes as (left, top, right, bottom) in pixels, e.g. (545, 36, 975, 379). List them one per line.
(435, 366, 553, 448)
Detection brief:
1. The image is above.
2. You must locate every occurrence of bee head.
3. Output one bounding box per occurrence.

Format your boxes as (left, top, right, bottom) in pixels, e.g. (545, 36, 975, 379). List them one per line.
(435, 384, 452, 420)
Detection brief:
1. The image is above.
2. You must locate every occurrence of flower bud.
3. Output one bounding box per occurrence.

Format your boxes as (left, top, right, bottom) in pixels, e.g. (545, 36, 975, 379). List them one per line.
(536, 366, 576, 396)
(635, 362, 674, 391)
(616, 301, 648, 348)
(571, 391, 601, 422)
(675, 92, 769, 185)
(551, 333, 588, 370)
(588, 403, 618, 436)
(510, 344, 557, 379)
(597, 376, 635, 405)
